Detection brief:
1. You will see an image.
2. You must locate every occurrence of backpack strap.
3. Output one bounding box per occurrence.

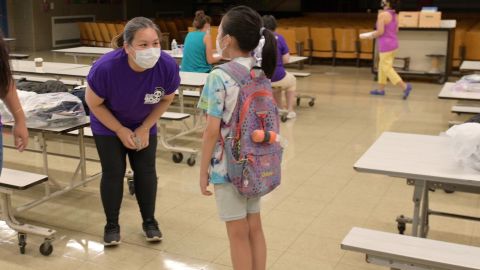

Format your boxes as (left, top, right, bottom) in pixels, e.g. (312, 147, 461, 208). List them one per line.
(213, 61, 251, 163)
(214, 61, 252, 87)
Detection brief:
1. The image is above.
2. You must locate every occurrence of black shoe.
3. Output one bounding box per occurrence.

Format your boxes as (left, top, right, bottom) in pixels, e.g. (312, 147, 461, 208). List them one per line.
(104, 222, 121, 246)
(142, 218, 162, 242)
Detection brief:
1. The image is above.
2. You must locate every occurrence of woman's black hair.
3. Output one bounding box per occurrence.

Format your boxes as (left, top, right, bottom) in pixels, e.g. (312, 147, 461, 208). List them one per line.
(111, 17, 161, 49)
(384, 0, 402, 10)
(193, 10, 212, 30)
(262, 15, 277, 32)
(0, 30, 12, 99)
(221, 5, 277, 79)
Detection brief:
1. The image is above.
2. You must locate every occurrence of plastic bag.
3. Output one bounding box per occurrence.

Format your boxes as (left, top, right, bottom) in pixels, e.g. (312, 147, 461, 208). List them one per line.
(445, 123, 480, 171)
(22, 92, 86, 128)
(453, 74, 480, 92)
(0, 90, 37, 122)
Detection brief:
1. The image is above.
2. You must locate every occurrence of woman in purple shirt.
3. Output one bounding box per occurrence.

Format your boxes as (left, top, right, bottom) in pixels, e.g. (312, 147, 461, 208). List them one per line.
(85, 17, 180, 246)
(365, 0, 412, 99)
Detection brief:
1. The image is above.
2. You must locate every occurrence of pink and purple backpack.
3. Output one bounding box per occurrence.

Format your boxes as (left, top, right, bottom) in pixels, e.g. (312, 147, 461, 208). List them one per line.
(216, 61, 283, 198)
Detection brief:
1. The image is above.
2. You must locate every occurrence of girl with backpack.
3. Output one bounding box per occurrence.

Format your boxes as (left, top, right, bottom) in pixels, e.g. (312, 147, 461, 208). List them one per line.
(198, 6, 280, 270)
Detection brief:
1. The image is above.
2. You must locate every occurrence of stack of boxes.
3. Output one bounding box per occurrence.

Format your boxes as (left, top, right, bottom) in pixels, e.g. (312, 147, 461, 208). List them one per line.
(398, 7, 442, 28)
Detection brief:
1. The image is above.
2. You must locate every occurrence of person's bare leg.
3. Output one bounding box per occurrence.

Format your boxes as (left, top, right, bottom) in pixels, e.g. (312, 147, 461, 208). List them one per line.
(226, 218, 253, 270)
(247, 213, 266, 270)
(378, 83, 386, 91)
(285, 90, 296, 113)
(273, 89, 285, 110)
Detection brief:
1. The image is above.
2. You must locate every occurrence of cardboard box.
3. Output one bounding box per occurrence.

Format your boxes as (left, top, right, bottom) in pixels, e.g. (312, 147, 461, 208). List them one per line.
(398, 12, 419, 27)
(419, 11, 442, 28)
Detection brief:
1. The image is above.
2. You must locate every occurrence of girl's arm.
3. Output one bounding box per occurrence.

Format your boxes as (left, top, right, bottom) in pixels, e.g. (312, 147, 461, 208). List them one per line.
(85, 86, 136, 149)
(204, 33, 222, 64)
(373, 12, 388, 38)
(2, 82, 28, 151)
(199, 114, 221, 196)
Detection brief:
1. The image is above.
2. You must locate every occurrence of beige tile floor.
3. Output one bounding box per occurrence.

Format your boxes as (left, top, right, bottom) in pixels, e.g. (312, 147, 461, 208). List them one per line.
(2, 51, 479, 269)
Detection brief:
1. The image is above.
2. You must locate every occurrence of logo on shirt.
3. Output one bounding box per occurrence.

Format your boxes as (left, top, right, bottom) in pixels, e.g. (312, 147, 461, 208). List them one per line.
(144, 87, 165, 104)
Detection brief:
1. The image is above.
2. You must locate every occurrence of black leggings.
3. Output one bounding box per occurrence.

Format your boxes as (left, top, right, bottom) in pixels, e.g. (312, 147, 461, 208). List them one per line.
(94, 135, 158, 224)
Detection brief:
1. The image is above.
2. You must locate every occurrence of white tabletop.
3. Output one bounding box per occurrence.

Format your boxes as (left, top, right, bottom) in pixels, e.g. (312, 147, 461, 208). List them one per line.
(164, 50, 183, 59)
(438, 82, 480, 101)
(288, 55, 308, 64)
(52, 46, 113, 55)
(2, 116, 90, 133)
(10, 60, 90, 75)
(165, 51, 308, 65)
(354, 132, 480, 186)
(460, 61, 480, 72)
(3, 38, 15, 42)
(0, 168, 48, 190)
(342, 227, 480, 270)
(179, 71, 208, 87)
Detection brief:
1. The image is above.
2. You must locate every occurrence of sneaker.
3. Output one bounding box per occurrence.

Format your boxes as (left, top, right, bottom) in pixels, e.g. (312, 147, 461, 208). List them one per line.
(142, 218, 163, 242)
(370, 89, 385, 96)
(278, 108, 288, 115)
(104, 223, 121, 246)
(286, 111, 297, 119)
(403, 83, 412, 100)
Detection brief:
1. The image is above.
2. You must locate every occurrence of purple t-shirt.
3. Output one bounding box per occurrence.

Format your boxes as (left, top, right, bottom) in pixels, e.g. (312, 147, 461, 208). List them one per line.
(271, 33, 289, 82)
(87, 49, 180, 136)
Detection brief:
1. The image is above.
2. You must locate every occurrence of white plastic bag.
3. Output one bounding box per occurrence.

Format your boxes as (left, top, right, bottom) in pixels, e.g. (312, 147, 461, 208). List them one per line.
(22, 92, 85, 128)
(445, 123, 480, 171)
(0, 90, 37, 123)
(453, 74, 480, 92)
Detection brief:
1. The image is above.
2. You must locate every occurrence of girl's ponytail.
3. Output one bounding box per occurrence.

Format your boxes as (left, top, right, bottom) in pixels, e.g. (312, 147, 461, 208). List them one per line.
(260, 28, 277, 79)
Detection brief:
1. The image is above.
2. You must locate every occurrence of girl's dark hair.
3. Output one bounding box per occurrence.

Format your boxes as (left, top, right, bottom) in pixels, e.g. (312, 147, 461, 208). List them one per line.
(262, 15, 277, 32)
(221, 6, 277, 79)
(193, 10, 211, 29)
(0, 31, 12, 98)
(112, 17, 162, 49)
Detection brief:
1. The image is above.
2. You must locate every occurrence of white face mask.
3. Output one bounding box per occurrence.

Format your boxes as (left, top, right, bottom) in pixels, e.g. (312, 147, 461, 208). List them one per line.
(132, 47, 161, 69)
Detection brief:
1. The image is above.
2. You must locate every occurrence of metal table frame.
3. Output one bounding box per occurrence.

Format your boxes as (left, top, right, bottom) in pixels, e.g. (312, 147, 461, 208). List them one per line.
(354, 132, 480, 238)
(2, 117, 101, 213)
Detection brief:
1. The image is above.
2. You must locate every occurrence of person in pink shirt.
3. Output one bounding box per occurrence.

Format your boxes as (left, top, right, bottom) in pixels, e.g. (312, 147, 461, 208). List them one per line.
(365, 0, 413, 99)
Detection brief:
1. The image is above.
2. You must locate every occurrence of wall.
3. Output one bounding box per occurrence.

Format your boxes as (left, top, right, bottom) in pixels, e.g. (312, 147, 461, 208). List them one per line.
(9, 0, 34, 51)
(9, 0, 124, 51)
(126, 0, 194, 18)
(31, 0, 124, 51)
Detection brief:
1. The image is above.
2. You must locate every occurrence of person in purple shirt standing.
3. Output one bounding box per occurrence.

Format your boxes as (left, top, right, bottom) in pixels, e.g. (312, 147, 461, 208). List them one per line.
(262, 15, 297, 119)
(362, 0, 412, 99)
(85, 17, 180, 246)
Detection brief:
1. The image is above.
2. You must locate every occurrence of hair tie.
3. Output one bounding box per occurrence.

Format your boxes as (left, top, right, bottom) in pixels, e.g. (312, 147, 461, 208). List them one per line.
(259, 27, 265, 36)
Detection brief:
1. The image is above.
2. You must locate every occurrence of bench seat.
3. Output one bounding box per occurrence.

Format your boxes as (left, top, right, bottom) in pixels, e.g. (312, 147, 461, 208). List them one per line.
(341, 227, 480, 270)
